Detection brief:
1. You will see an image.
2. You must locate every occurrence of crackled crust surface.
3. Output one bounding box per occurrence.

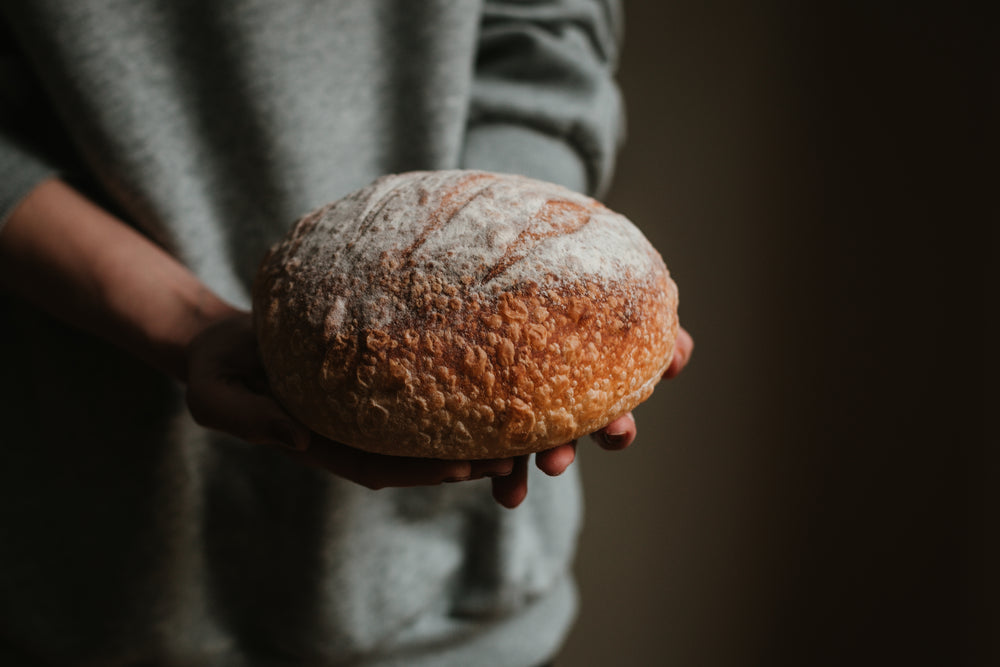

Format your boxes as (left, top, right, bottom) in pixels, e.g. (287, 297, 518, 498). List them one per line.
(252, 170, 679, 459)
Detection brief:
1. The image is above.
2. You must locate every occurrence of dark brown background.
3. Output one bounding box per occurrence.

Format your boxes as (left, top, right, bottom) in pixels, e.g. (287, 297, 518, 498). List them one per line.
(561, 1, 986, 665)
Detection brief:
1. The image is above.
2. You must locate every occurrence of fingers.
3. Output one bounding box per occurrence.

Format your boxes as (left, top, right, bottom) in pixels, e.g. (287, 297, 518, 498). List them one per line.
(491, 455, 530, 509)
(592, 412, 636, 450)
(294, 442, 473, 489)
(663, 326, 694, 379)
(536, 441, 577, 475)
(470, 458, 516, 479)
(292, 440, 518, 491)
(497, 409, 640, 505)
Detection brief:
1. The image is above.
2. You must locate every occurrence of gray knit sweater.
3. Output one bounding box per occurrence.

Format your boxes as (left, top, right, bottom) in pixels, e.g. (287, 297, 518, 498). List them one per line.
(0, 2, 624, 665)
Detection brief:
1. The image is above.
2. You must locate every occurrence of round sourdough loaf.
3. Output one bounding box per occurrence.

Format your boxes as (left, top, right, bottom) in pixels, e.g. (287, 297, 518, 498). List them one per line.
(252, 170, 679, 459)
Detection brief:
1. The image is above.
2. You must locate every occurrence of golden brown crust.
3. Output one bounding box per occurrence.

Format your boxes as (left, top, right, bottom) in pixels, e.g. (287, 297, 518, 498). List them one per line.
(252, 170, 679, 459)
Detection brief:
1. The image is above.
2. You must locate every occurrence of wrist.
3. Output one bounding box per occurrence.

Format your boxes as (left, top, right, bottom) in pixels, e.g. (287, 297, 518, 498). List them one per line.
(141, 286, 242, 383)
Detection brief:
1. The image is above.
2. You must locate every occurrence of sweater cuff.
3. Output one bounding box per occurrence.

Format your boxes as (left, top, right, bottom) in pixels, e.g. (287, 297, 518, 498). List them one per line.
(0, 141, 58, 230)
(461, 123, 591, 196)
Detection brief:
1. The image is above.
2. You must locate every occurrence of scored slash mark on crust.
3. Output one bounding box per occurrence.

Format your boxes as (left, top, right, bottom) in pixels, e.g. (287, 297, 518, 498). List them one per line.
(480, 199, 594, 285)
(353, 184, 407, 243)
(399, 171, 495, 265)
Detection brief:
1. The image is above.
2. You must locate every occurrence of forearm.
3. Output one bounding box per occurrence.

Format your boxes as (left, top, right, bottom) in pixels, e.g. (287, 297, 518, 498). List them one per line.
(0, 178, 239, 381)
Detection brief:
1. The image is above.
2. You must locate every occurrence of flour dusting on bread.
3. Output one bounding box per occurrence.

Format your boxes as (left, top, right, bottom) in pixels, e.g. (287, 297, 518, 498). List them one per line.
(253, 170, 679, 459)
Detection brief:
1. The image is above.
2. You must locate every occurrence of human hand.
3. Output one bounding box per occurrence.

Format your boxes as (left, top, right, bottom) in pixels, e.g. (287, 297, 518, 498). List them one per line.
(489, 326, 695, 508)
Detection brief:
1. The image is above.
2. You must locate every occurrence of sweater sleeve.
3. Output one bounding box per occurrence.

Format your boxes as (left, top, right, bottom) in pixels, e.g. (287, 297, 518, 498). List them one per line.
(461, 0, 626, 197)
(0, 34, 63, 228)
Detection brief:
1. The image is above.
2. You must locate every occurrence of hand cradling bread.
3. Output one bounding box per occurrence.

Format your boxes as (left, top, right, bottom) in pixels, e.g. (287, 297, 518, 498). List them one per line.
(252, 170, 679, 459)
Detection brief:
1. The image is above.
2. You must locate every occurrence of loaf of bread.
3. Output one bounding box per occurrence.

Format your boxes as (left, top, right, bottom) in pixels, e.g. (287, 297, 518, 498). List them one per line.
(252, 170, 679, 459)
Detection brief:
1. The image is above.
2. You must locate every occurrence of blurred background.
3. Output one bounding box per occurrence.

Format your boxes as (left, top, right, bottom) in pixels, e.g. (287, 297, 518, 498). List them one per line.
(560, 2, 985, 665)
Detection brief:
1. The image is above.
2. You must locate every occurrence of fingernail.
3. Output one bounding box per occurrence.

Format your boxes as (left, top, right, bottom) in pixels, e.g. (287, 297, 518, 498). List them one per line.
(602, 432, 630, 449)
(488, 461, 516, 477)
(444, 475, 472, 483)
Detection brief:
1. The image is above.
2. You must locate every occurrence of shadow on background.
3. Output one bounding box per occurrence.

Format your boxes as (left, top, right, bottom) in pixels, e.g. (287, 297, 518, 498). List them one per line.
(561, 2, 985, 665)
